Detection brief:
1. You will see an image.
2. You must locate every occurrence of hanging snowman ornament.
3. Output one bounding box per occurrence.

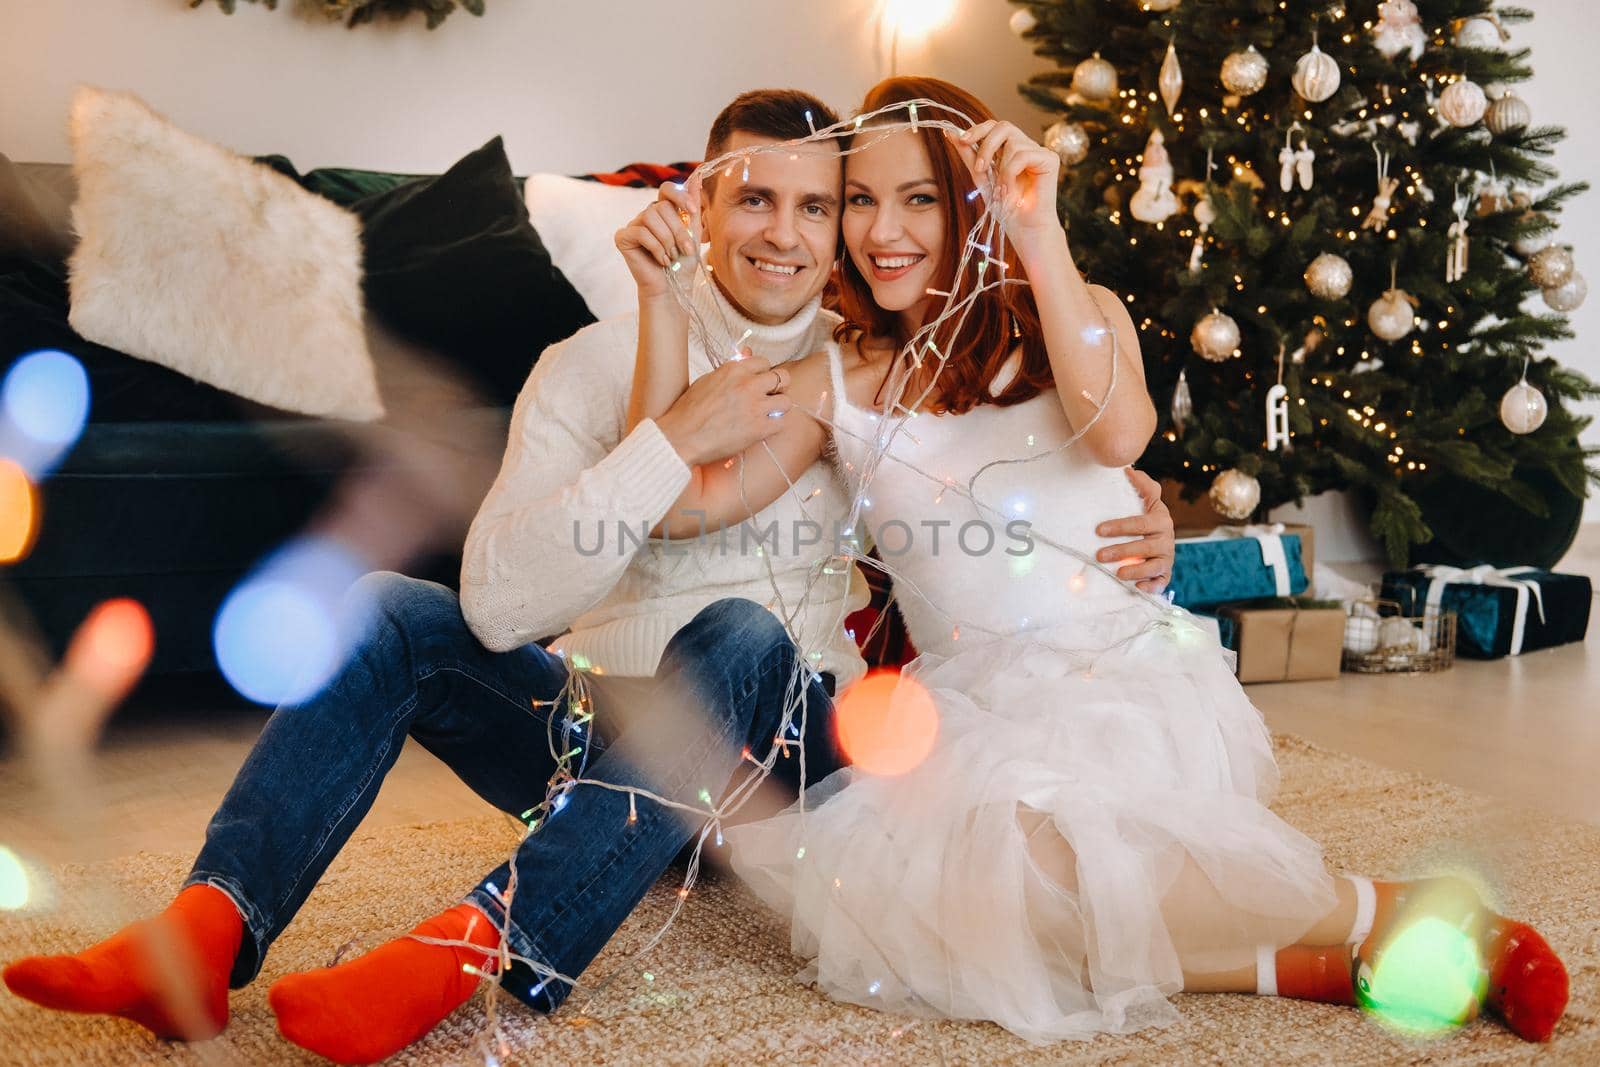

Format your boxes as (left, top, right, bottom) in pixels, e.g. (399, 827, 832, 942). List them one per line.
(1130, 129, 1180, 223)
(1373, 0, 1427, 61)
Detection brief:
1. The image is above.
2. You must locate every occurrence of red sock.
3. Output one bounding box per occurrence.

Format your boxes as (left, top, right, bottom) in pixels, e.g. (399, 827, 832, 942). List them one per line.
(268, 902, 501, 1065)
(2, 884, 242, 1040)
(1369, 878, 1568, 1041)
(1271, 944, 1356, 1004)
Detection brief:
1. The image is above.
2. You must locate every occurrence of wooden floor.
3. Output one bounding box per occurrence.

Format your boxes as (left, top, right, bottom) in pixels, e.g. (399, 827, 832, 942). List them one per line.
(1, 531, 1596, 869)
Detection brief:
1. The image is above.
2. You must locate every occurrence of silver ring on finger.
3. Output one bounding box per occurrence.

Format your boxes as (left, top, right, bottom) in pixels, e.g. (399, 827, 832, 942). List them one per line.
(766, 407, 787, 419)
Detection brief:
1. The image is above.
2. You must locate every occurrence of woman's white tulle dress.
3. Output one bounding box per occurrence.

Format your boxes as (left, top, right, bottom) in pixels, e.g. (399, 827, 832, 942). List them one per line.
(725, 347, 1338, 1042)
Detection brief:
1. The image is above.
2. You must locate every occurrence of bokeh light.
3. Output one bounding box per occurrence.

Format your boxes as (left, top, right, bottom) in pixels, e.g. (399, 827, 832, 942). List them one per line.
(834, 668, 939, 776)
(0, 845, 29, 910)
(0, 459, 39, 563)
(882, 0, 958, 39)
(213, 537, 371, 706)
(66, 598, 155, 699)
(1356, 915, 1487, 1038)
(0, 349, 90, 476)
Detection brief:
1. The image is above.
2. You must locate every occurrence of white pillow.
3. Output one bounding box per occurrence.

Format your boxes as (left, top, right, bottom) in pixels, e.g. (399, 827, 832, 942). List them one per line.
(66, 87, 384, 421)
(523, 174, 655, 321)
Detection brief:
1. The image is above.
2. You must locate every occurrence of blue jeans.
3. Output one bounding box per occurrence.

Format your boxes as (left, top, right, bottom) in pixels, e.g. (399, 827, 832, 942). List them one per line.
(184, 571, 841, 1012)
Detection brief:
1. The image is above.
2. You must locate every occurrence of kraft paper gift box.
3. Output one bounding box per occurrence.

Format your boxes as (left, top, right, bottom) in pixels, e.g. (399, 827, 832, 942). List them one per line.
(1209, 597, 1346, 683)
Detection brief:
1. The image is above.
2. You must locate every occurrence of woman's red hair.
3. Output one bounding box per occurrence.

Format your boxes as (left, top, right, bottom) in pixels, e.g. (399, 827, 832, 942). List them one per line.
(832, 76, 1053, 415)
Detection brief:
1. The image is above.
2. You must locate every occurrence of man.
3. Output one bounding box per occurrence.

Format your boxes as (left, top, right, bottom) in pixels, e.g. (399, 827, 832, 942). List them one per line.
(4, 89, 1174, 1064)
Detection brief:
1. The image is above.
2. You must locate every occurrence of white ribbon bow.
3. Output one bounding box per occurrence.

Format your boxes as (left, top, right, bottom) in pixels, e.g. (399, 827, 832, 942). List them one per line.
(1417, 564, 1547, 655)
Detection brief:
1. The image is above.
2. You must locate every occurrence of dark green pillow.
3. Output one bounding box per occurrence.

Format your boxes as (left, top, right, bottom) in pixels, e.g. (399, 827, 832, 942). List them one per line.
(351, 136, 594, 405)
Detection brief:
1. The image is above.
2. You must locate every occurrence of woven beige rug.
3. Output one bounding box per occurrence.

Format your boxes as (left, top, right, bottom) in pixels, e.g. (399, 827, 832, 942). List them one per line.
(2, 735, 1595, 1065)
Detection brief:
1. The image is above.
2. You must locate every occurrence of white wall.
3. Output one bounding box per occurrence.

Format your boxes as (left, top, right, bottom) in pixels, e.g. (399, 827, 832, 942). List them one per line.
(3, 0, 1595, 517)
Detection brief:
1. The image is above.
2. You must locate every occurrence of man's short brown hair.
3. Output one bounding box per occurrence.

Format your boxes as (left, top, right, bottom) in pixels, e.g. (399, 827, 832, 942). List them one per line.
(704, 89, 840, 162)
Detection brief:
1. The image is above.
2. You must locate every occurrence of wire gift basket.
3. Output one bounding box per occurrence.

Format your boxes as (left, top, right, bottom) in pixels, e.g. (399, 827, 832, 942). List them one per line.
(1341, 597, 1456, 674)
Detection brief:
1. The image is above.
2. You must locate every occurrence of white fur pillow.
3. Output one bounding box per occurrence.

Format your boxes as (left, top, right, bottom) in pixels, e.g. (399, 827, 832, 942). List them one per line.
(523, 173, 654, 321)
(66, 87, 384, 421)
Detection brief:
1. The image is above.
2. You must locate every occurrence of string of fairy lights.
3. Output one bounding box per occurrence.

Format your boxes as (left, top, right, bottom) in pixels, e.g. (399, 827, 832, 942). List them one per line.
(410, 99, 1218, 1056)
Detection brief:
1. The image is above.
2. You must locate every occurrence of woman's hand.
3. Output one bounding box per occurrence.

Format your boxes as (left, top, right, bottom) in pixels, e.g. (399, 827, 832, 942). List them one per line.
(948, 120, 1063, 254)
(614, 171, 703, 302)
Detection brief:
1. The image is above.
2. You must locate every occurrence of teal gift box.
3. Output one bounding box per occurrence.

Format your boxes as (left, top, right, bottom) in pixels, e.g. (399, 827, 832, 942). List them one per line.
(1381, 566, 1591, 659)
(1168, 524, 1313, 611)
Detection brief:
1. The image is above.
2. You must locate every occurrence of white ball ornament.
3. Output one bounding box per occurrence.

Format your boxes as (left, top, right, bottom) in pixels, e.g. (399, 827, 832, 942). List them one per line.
(1304, 253, 1354, 300)
(1190, 308, 1241, 361)
(1208, 468, 1261, 521)
(1378, 616, 1418, 652)
(1486, 92, 1531, 135)
(1438, 79, 1488, 127)
(1221, 45, 1269, 96)
(1072, 54, 1119, 102)
(1527, 245, 1575, 289)
(1344, 602, 1381, 655)
(1455, 16, 1505, 50)
(1292, 42, 1341, 103)
(1008, 8, 1038, 36)
(1543, 271, 1588, 313)
(1043, 120, 1090, 165)
(1367, 289, 1416, 341)
(1499, 379, 1548, 435)
(1193, 194, 1217, 228)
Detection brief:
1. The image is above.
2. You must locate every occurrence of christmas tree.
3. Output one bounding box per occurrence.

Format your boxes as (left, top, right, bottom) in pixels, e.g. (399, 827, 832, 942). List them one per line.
(1010, 0, 1598, 566)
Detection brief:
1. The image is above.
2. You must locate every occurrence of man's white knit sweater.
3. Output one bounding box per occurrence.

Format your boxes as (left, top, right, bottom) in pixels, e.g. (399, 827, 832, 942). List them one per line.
(459, 280, 869, 688)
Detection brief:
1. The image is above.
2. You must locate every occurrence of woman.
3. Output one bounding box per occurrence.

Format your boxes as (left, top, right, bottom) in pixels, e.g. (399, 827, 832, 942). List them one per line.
(631, 77, 1567, 1043)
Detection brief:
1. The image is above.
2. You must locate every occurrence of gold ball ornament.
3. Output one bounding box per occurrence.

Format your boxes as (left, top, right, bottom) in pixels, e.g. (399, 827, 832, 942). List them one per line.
(1499, 379, 1548, 435)
(1008, 8, 1038, 36)
(1209, 468, 1261, 521)
(1190, 308, 1241, 361)
(1043, 120, 1091, 165)
(1527, 245, 1575, 289)
(1221, 45, 1269, 96)
(1367, 289, 1416, 341)
(1438, 79, 1488, 127)
(1486, 92, 1531, 135)
(1304, 253, 1354, 300)
(1072, 54, 1119, 103)
(1542, 271, 1588, 313)
(1292, 42, 1341, 103)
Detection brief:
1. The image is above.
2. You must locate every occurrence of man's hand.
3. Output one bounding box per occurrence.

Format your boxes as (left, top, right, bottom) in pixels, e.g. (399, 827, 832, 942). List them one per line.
(654, 353, 793, 467)
(1095, 467, 1175, 594)
(615, 176, 702, 302)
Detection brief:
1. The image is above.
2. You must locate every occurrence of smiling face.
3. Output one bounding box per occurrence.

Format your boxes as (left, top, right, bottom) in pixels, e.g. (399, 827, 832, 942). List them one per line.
(700, 131, 842, 326)
(841, 128, 948, 334)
